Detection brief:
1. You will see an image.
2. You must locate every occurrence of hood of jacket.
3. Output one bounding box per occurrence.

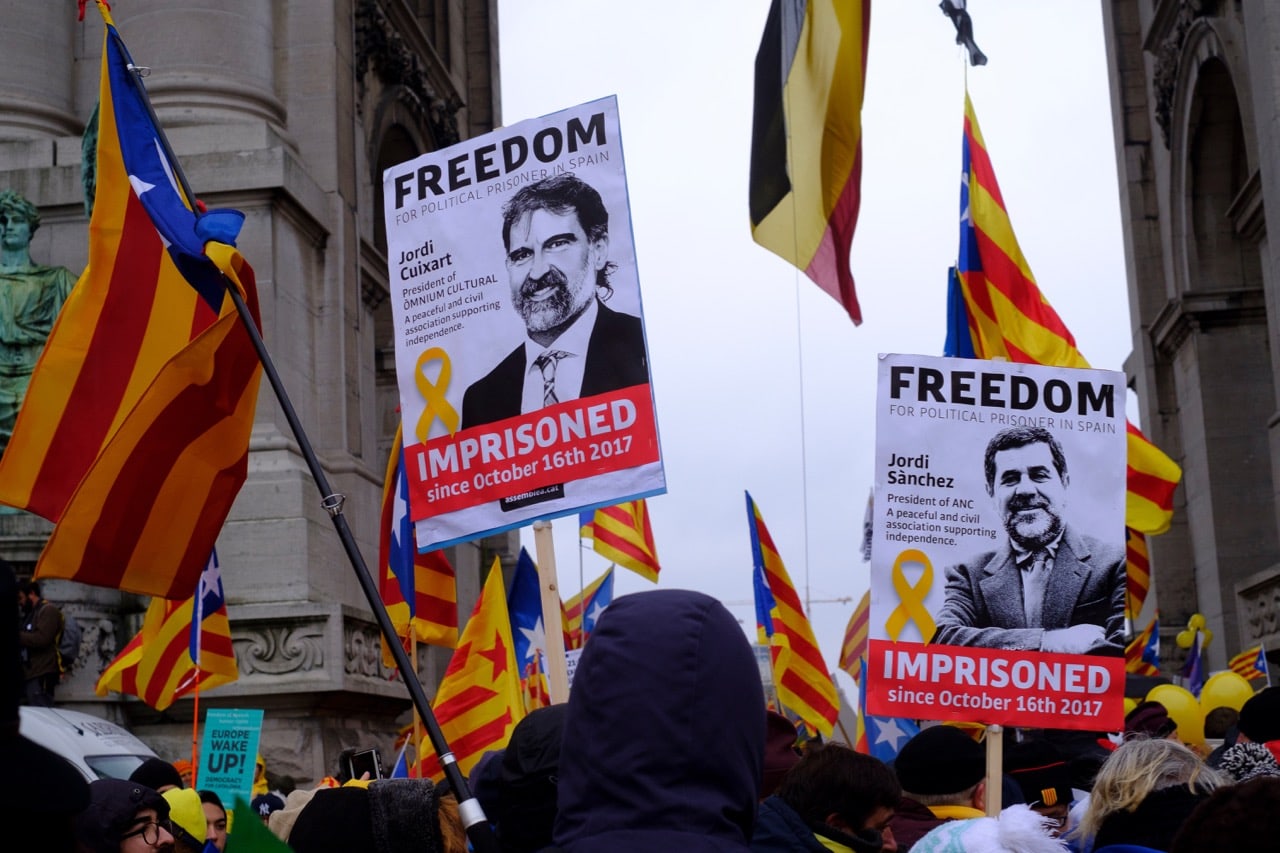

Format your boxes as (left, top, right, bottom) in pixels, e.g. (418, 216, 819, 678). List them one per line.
(553, 589, 766, 852)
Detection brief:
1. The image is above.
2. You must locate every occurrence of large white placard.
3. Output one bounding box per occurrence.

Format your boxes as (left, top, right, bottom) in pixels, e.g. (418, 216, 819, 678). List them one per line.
(383, 96, 665, 548)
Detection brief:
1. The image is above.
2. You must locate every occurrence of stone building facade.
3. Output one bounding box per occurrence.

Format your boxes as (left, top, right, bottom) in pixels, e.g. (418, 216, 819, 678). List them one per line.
(0, 0, 515, 782)
(1104, 0, 1280, 672)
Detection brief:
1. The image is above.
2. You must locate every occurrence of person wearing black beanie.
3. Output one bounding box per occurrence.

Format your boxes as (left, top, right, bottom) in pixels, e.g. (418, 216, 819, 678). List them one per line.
(888, 725, 987, 851)
(129, 757, 185, 794)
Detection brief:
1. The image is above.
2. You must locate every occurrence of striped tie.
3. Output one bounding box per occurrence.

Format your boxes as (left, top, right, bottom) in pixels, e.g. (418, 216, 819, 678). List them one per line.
(534, 350, 569, 406)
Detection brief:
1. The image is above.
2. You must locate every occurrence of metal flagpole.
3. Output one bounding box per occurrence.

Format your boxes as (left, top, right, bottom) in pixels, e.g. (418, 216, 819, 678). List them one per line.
(111, 25, 496, 849)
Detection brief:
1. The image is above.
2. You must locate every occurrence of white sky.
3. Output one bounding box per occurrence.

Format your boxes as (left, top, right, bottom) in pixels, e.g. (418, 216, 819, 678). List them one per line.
(500, 1, 1132, 700)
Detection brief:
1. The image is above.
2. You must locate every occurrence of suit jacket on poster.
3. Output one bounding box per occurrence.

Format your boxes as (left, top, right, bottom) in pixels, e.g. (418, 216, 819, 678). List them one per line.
(930, 525, 1125, 654)
(460, 300, 648, 430)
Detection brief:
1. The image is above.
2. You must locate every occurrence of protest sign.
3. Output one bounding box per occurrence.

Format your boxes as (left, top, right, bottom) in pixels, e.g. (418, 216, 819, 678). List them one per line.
(199, 708, 263, 807)
(868, 354, 1127, 730)
(382, 95, 665, 549)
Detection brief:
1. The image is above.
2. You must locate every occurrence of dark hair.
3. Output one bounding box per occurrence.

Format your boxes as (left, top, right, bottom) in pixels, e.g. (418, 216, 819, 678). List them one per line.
(1171, 777, 1280, 853)
(1203, 706, 1239, 740)
(983, 426, 1068, 495)
(776, 742, 901, 832)
(198, 790, 225, 813)
(18, 579, 40, 598)
(501, 172, 615, 295)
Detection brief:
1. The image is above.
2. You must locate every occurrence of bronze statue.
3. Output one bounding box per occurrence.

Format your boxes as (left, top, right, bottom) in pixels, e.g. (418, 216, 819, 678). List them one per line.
(0, 190, 76, 459)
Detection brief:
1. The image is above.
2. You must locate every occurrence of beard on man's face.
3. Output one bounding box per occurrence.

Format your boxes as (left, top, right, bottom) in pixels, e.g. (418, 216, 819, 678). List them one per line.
(1003, 493, 1063, 548)
(514, 266, 590, 332)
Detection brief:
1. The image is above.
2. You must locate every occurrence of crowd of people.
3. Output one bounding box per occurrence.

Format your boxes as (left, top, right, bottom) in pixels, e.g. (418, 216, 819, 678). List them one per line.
(7, 563, 1280, 852)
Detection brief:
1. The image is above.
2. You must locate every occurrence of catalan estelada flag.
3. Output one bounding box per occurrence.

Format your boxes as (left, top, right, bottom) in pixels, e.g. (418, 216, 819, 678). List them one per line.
(508, 548, 556, 711)
(95, 550, 237, 710)
(839, 591, 870, 686)
(1125, 528, 1151, 622)
(0, 4, 262, 598)
(419, 557, 524, 779)
(565, 567, 614, 650)
(578, 500, 660, 582)
(946, 92, 1181, 535)
(1125, 613, 1160, 676)
(379, 423, 458, 668)
(1229, 644, 1269, 681)
(749, 0, 871, 325)
(748, 492, 839, 738)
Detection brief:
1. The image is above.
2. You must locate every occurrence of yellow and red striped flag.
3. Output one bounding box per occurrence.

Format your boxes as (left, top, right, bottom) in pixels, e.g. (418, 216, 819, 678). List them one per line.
(1125, 527, 1151, 622)
(1125, 613, 1160, 676)
(418, 558, 524, 780)
(95, 551, 237, 710)
(564, 567, 614, 650)
(748, 492, 839, 738)
(379, 423, 458, 668)
(0, 5, 262, 598)
(839, 591, 870, 686)
(949, 92, 1180, 535)
(1229, 644, 1269, 681)
(749, 0, 871, 324)
(579, 500, 661, 583)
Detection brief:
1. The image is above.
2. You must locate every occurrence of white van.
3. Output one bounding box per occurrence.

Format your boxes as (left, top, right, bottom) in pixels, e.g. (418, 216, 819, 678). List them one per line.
(19, 706, 158, 782)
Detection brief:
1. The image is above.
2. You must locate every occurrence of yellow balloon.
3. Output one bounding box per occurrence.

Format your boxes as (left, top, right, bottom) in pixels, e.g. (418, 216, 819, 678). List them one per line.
(1189, 614, 1206, 631)
(1146, 684, 1205, 745)
(1123, 697, 1138, 717)
(1199, 671, 1255, 714)
(1176, 630, 1195, 649)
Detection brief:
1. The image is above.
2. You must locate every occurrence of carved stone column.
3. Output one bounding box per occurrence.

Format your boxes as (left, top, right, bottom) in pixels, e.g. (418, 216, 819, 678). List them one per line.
(0, 3, 78, 139)
(111, 0, 286, 129)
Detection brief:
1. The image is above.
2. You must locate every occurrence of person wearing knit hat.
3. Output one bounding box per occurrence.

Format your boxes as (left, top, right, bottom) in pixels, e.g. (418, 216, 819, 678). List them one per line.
(1003, 740, 1074, 837)
(1237, 686, 1280, 747)
(130, 757, 186, 793)
(752, 742, 901, 853)
(910, 804, 1066, 853)
(888, 725, 987, 851)
(1123, 700, 1177, 741)
(75, 778, 177, 853)
(162, 788, 211, 853)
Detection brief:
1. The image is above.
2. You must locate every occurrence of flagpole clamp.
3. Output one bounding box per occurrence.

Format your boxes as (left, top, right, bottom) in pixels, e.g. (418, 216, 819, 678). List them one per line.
(126, 63, 152, 78)
(321, 493, 346, 516)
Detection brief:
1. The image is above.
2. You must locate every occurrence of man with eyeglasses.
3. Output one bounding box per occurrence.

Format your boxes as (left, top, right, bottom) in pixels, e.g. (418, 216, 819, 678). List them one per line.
(74, 779, 176, 852)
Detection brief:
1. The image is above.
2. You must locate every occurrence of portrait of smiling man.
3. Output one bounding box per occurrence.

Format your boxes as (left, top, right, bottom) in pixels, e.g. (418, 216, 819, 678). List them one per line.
(931, 425, 1125, 655)
(460, 172, 649, 430)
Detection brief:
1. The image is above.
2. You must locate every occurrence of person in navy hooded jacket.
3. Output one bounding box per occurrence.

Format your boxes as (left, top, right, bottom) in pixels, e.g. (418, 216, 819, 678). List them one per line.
(552, 589, 766, 852)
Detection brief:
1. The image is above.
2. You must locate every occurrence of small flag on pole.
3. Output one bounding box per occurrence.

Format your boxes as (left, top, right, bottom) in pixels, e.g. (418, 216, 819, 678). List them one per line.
(578, 500, 661, 582)
(1229, 644, 1269, 681)
(1125, 613, 1160, 676)
(748, 492, 839, 738)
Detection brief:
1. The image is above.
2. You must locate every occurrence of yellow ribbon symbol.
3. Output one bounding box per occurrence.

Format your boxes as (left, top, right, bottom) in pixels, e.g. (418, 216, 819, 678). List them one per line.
(885, 548, 937, 643)
(414, 347, 460, 441)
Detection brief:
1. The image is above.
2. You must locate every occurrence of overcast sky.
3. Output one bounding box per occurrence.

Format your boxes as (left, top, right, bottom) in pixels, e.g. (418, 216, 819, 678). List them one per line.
(498, 1, 1131, 700)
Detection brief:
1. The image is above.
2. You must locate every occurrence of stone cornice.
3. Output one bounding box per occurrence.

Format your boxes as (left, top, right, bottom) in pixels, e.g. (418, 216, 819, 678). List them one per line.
(1149, 287, 1267, 357)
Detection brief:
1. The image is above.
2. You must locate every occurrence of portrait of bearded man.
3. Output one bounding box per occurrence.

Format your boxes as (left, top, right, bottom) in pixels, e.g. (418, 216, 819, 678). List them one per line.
(931, 425, 1125, 655)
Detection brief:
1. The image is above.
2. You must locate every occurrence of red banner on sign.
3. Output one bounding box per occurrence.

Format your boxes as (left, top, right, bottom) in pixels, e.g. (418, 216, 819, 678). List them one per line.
(866, 639, 1124, 731)
(405, 385, 659, 519)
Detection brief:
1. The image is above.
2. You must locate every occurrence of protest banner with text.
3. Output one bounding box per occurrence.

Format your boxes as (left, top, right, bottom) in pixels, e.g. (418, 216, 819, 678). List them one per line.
(382, 96, 665, 549)
(868, 354, 1127, 731)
